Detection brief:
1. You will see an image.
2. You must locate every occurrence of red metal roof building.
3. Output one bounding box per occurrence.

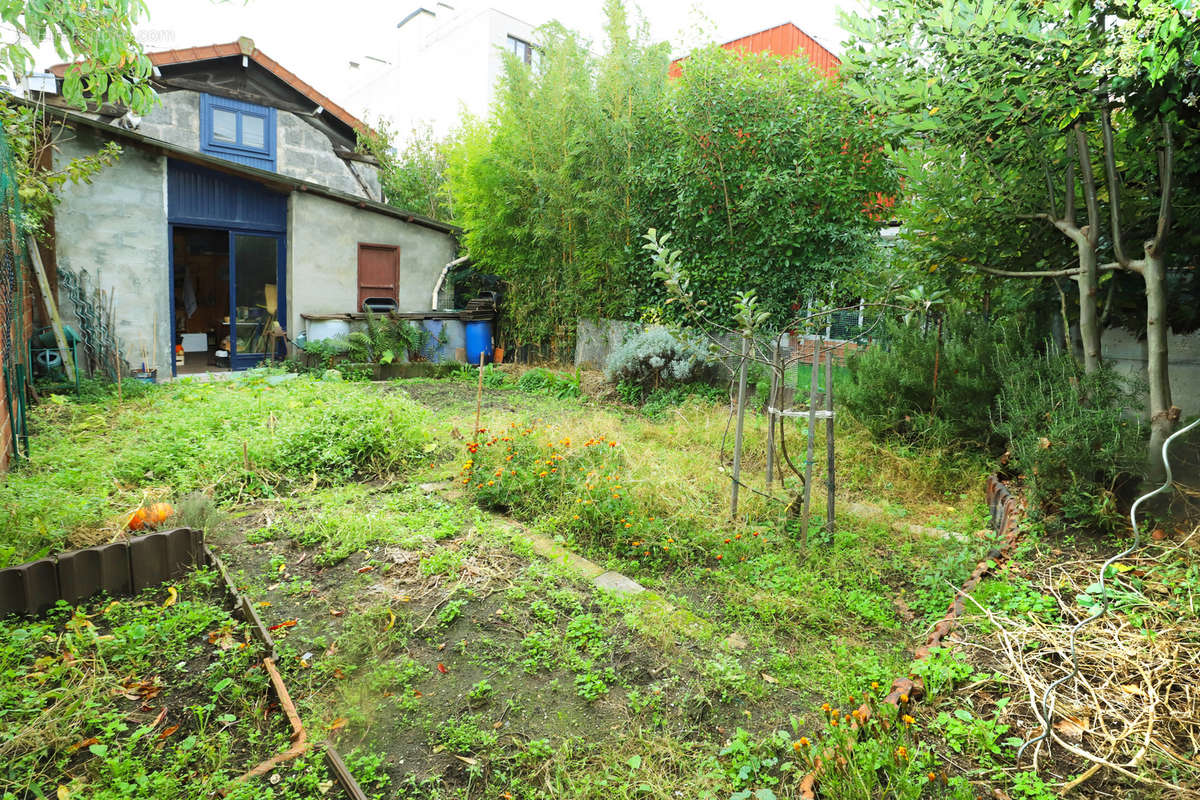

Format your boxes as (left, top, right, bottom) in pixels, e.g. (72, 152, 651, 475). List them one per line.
(669, 22, 841, 79)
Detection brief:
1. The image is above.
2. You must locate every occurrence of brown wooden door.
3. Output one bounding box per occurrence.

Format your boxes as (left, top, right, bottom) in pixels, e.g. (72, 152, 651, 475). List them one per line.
(357, 244, 400, 309)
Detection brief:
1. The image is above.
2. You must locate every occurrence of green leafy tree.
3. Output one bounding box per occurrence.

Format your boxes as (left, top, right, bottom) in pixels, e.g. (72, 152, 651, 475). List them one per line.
(445, 2, 670, 352)
(844, 0, 1199, 460)
(1, 0, 158, 233)
(1, 0, 156, 114)
(629, 46, 898, 325)
(358, 120, 453, 222)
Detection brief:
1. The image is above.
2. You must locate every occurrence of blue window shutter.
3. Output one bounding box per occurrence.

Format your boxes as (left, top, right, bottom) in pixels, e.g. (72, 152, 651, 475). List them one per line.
(200, 93, 276, 171)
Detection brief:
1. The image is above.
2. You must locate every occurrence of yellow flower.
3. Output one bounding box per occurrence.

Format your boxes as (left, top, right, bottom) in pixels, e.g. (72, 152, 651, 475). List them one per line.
(899, 693, 909, 703)
(902, 714, 915, 726)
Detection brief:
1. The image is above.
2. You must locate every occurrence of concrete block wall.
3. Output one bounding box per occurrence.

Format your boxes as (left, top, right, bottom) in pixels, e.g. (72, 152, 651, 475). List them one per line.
(1103, 327, 1200, 419)
(138, 90, 382, 201)
(287, 192, 458, 339)
(53, 127, 171, 379)
(275, 113, 381, 200)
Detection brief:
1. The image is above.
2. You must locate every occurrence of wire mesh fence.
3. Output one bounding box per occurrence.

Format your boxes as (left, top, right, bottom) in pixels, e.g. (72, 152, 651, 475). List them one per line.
(0, 123, 31, 465)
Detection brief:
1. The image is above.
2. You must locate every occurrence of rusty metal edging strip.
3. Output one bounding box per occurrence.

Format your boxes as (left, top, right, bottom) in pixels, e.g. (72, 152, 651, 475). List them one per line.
(205, 548, 369, 799)
(797, 474, 1025, 799)
(322, 743, 371, 800)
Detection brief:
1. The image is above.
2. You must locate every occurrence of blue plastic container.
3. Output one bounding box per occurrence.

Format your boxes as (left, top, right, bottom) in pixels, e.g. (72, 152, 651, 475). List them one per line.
(464, 320, 493, 366)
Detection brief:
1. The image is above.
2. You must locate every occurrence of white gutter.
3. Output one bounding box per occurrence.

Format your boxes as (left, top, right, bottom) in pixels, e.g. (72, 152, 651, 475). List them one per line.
(432, 254, 469, 310)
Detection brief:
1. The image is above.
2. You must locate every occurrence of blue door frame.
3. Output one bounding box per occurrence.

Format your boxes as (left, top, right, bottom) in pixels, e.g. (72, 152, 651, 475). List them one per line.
(168, 224, 287, 376)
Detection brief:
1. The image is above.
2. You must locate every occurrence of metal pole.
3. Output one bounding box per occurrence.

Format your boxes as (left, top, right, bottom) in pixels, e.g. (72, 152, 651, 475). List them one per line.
(730, 334, 750, 518)
(825, 348, 835, 535)
(799, 336, 822, 544)
(765, 338, 779, 486)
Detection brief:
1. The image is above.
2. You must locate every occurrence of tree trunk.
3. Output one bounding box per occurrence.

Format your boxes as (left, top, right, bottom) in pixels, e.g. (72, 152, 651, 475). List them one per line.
(1142, 245, 1176, 470)
(1076, 240, 1102, 373)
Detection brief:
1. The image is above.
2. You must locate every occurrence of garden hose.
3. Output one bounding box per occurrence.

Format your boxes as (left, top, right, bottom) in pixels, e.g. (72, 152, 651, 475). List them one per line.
(1016, 415, 1200, 763)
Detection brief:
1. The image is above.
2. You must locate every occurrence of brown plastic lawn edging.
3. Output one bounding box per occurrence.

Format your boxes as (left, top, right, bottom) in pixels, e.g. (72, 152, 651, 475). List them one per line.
(796, 474, 1025, 799)
(0, 530, 368, 799)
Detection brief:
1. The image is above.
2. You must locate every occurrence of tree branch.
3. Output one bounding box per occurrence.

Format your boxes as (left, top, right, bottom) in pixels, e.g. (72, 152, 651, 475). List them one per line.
(1100, 107, 1128, 265)
(978, 263, 1122, 278)
(1064, 134, 1076, 223)
(1152, 118, 1172, 254)
(1074, 122, 1100, 246)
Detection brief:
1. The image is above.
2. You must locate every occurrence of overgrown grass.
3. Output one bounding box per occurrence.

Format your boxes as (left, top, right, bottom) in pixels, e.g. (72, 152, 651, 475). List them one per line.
(0, 371, 432, 566)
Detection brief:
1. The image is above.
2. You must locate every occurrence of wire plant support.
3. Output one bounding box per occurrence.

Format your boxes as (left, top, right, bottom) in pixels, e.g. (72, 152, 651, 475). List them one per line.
(1016, 415, 1200, 763)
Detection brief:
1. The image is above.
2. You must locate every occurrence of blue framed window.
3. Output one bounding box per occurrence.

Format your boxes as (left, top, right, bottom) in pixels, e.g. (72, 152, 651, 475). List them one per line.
(200, 93, 276, 171)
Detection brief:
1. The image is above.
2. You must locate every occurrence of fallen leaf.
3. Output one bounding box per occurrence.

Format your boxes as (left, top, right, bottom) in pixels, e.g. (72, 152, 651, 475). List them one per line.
(151, 707, 167, 727)
(317, 779, 334, 795)
(327, 717, 348, 731)
(492, 720, 504, 729)
(1053, 716, 1088, 739)
(385, 611, 396, 632)
(57, 787, 70, 800)
(157, 725, 179, 740)
(67, 737, 100, 753)
(1151, 528, 1166, 541)
(761, 672, 779, 684)
(162, 587, 178, 608)
(356, 565, 375, 574)
(453, 755, 478, 766)
(268, 620, 297, 632)
(333, 668, 346, 679)
(1038, 437, 1051, 450)
(256, 601, 271, 608)
(437, 662, 448, 674)
(330, 609, 345, 617)
(1118, 684, 1145, 697)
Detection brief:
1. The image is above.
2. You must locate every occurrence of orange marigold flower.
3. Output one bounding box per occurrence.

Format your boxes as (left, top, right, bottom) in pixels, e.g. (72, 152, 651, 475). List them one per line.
(902, 714, 915, 726)
(927, 772, 937, 782)
(799, 737, 810, 746)
(871, 681, 880, 690)
(895, 746, 907, 760)
(899, 693, 909, 703)
(821, 703, 831, 712)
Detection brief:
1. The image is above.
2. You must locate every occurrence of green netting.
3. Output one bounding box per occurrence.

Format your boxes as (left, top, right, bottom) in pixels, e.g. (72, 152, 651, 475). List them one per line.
(0, 121, 31, 463)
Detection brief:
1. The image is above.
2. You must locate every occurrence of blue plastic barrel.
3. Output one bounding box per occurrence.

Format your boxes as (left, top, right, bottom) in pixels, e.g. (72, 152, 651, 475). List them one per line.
(464, 320, 493, 366)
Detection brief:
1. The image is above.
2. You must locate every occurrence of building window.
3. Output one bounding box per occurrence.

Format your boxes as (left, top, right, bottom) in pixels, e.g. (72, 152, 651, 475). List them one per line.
(200, 93, 276, 170)
(507, 34, 533, 65)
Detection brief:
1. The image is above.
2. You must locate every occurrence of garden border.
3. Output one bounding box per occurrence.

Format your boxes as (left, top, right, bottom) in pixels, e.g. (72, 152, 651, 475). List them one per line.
(797, 473, 1025, 798)
(0, 530, 368, 800)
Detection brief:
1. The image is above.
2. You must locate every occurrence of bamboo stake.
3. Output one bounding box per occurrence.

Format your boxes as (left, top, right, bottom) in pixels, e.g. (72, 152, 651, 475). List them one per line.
(730, 334, 750, 518)
(799, 336, 822, 543)
(825, 348, 835, 536)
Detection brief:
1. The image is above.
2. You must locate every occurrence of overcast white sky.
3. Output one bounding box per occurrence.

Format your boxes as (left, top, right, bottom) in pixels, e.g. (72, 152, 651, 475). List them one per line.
(41, 0, 866, 102)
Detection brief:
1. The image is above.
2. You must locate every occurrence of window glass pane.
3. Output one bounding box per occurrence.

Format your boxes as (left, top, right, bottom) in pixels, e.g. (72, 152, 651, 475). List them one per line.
(233, 235, 279, 355)
(242, 114, 266, 149)
(211, 108, 237, 143)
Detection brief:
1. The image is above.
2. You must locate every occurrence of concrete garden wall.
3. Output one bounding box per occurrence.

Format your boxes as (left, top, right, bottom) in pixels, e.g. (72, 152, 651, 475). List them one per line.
(1102, 326, 1200, 419)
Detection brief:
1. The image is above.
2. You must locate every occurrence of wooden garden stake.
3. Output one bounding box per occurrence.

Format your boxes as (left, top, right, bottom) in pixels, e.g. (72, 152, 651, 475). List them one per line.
(730, 333, 750, 518)
(765, 339, 780, 487)
(799, 336, 822, 544)
(473, 351, 485, 444)
(825, 348, 835, 535)
(25, 233, 76, 382)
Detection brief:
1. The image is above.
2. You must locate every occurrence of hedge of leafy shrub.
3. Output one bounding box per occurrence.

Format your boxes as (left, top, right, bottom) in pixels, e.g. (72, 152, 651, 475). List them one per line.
(604, 327, 709, 395)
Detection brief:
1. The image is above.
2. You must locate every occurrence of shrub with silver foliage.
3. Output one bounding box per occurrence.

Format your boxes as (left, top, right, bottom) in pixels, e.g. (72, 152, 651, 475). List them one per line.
(604, 327, 707, 388)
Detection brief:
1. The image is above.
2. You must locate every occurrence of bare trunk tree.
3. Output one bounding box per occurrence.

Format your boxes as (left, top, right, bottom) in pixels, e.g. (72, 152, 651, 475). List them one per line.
(1100, 113, 1179, 466)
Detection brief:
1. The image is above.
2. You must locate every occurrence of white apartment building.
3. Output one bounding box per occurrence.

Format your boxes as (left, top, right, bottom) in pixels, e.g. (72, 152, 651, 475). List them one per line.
(334, 3, 539, 139)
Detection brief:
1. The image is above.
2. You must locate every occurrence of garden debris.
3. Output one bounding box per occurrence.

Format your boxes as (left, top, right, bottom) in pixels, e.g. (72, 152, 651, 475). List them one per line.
(962, 528, 1200, 793)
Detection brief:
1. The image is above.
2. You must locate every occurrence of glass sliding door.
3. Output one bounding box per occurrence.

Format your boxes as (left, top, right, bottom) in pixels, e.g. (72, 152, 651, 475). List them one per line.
(229, 231, 285, 369)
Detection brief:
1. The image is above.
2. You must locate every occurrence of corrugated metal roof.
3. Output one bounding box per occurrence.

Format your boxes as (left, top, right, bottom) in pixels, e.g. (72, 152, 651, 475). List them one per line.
(669, 22, 841, 79)
(48, 37, 368, 135)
